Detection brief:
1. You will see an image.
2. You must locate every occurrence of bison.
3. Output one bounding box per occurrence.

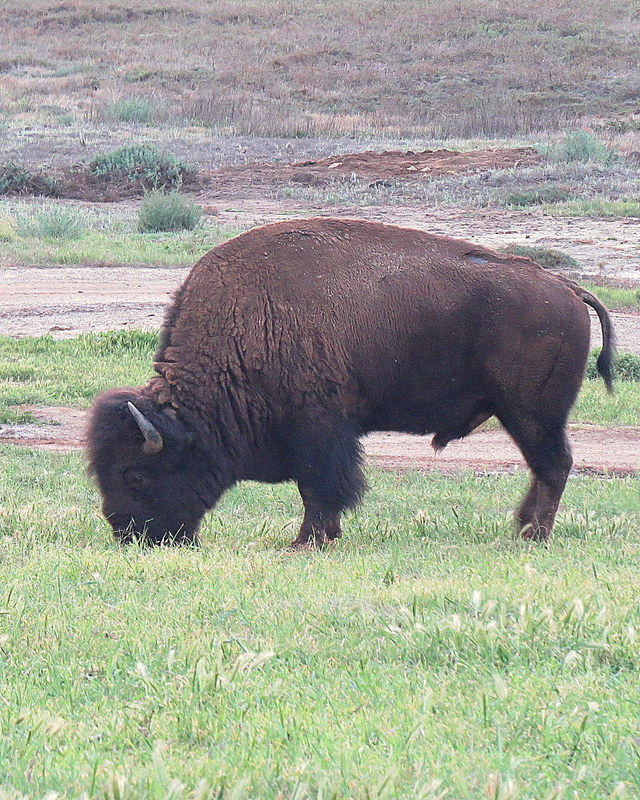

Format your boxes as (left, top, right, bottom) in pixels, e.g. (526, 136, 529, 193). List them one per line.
(88, 218, 614, 546)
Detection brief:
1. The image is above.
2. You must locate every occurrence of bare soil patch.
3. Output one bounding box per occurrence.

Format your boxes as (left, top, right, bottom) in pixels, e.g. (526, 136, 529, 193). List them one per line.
(202, 147, 540, 195)
(1, 406, 637, 476)
(3, 147, 539, 202)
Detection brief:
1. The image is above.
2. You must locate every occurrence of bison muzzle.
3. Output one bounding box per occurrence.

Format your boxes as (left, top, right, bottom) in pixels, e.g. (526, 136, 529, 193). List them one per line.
(87, 218, 614, 546)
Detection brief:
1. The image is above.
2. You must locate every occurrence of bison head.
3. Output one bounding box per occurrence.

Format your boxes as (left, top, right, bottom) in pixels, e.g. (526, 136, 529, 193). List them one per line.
(87, 389, 222, 545)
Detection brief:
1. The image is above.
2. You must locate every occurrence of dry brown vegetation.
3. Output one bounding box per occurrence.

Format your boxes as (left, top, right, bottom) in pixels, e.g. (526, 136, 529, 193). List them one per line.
(2, 0, 640, 138)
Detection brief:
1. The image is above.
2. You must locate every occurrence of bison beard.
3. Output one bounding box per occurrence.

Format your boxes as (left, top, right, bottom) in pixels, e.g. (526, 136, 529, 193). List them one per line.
(87, 218, 615, 546)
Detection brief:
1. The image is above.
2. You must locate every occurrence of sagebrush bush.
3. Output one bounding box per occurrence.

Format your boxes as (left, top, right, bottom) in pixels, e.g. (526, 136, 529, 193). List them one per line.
(503, 184, 573, 207)
(109, 96, 153, 124)
(16, 206, 86, 240)
(586, 350, 640, 382)
(543, 131, 617, 164)
(88, 145, 192, 189)
(137, 190, 202, 233)
(499, 245, 578, 269)
(0, 162, 59, 196)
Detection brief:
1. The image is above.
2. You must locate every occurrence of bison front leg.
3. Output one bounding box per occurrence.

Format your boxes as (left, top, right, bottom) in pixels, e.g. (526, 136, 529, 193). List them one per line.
(291, 485, 343, 548)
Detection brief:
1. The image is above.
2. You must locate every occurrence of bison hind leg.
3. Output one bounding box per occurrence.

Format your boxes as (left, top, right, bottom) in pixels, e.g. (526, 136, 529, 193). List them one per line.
(498, 412, 573, 541)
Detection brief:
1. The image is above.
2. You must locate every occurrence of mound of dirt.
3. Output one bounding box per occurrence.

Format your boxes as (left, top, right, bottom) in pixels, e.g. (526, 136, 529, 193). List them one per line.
(2, 146, 539, 202)
(0, 167, 201, 202)
(206, 147, 541, 192)
(53, 168, 201, 202)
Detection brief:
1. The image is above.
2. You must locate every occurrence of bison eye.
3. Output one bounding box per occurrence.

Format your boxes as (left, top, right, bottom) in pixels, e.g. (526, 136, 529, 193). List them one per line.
(124, 468, 151, 489)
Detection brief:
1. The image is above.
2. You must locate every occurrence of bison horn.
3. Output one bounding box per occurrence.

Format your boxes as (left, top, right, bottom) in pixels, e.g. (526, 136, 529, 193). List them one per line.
(127, 402, 164, 455)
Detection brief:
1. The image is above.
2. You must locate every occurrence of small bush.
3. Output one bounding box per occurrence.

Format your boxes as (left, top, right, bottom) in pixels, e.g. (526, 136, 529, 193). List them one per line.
(0, 215, 16, 242)
(109, 96, 153, 124)
(17, 206, 86, 240)
(499, 245, 578, 269)
(88, 145, 192, 190)
(543, 131, 616, 164)
(137, 190, 202, 233)
(0, 162, 59, 196)
(586, 351, 640, 382)
(503, 185, 573, 207)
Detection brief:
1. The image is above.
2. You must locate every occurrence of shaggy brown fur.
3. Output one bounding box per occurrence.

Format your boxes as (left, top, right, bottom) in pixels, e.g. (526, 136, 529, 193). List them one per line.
(88, 218, 614, 546)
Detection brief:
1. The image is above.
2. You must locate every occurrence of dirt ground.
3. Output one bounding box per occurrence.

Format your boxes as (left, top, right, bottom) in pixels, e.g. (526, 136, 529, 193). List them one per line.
(6, 145, 540, 201)
(1, 144, 639, 474)
(199, 146, 541, 193)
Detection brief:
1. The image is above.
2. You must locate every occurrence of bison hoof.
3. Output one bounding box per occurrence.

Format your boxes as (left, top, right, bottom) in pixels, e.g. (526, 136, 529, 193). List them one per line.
(519, 522, 550, 542)
(289, 530, 341, 549)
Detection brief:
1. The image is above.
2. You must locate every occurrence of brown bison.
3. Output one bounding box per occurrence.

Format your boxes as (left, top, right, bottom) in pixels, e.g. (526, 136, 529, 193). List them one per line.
(88, 218, 614, 546)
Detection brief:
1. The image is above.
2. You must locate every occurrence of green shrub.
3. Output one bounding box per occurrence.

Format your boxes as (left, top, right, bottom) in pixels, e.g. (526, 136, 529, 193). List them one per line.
(542, 130, 616, 164)
(109, 96, 153, 124)
(16, 206, 86, 240)
(586, 350, 640, 381)
(137, 189, 202, 233)
(88, 145, 192, 190)
(0, 162, 59, 196)
(503, 184, 573, 207)
(499, 245, 578, 269)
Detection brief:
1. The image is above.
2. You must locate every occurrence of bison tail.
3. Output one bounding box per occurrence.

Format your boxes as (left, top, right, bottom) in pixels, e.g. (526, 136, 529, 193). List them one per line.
(571, 284, 616, 393)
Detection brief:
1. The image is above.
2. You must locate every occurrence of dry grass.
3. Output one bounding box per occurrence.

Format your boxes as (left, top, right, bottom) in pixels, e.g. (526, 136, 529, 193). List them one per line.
(1, 0, 639, 138)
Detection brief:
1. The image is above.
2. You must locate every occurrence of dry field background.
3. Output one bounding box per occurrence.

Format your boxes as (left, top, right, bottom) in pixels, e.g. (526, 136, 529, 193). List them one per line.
(1, 0, 640, 139)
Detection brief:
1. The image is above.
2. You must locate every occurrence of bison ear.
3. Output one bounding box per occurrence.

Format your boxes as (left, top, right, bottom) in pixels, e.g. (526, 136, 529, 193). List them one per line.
(127, 402, 164, 455)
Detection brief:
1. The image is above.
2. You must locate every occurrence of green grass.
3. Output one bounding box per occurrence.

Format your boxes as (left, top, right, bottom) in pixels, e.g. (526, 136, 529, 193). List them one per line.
(0, 224, 243, 267)
(0, 332, 157, 421)
(543, 199, 640, 218)
(1, 333, 637, 426)
(501, 184, 574, 208)
(584, 285, 640, 313)
(0, 444, 638, 798)
(15, 205, 86, 240)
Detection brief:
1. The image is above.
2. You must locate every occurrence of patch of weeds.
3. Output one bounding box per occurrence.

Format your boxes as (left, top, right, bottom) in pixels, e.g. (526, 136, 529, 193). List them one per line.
(0, 163, 59, 197)
(108, 96, 153, 124)
(16, 206, 86, 240)
(87, 145, 193, 190)
(587, 351, 640, 382)
(0, 407, 36, 424)
(583, 284, 640, 313)
(541, 130, 617, 164)
(137, 189, 202, 233)
(124, 67, 157, 82)
(498, 245, 578, 269)
(502, 184, 573, 207)
(543, 198, 640, 217)
(0, 215, 16, 242)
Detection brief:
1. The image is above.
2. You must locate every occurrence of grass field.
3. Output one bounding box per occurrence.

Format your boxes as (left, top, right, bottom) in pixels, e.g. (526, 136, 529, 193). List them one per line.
(0, 442, 639, 798)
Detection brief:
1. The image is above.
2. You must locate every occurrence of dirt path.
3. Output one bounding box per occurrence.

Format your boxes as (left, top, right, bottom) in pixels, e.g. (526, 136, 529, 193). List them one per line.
(1, 405, 637, 476)
(1, 262, 638, 353)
